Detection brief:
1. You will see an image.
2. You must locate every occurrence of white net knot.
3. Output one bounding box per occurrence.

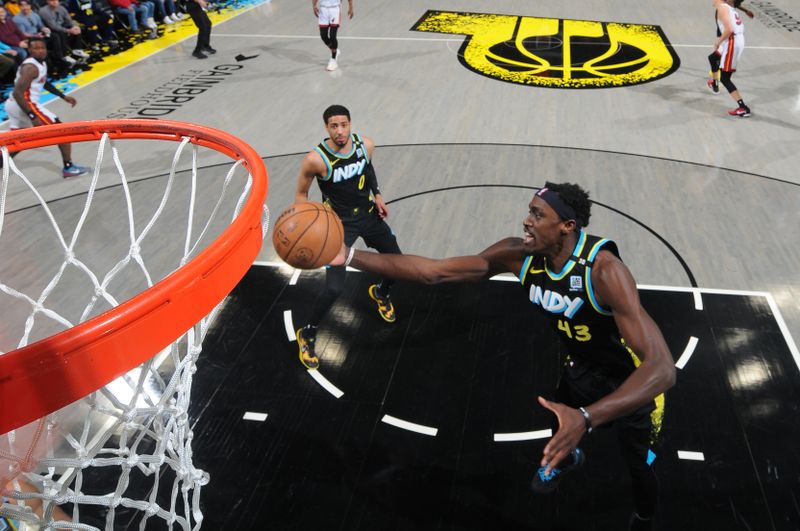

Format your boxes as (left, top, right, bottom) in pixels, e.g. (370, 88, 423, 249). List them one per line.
(145, 502, 161, 517)
(129, 242, 141, 257)
(64, 249, 76, 263)
(43, 484, 59, 500)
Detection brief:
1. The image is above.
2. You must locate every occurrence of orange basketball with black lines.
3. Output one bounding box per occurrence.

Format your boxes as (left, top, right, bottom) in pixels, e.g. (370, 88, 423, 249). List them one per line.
(272, 202, 344, 269)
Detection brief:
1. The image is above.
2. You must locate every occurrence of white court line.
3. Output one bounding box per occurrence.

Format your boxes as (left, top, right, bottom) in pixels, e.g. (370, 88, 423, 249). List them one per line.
(214, 33, 800, 51)
(765, 292, 800, 372)
(637, 284, 770, 297)
(677, 450, 705, 461)
(693, 291, 703, 311)
(243, 411, 268, 422)
(675, 336, 699, 370)
(382, 415, 438, 436)
(490, 273, 518, 282)
(255, 264, 799, 372)
(289, 268, 301, 285)
(283, 310, 296, 341)
(494, 429, 552, 442)
(309, 370, 344, 398)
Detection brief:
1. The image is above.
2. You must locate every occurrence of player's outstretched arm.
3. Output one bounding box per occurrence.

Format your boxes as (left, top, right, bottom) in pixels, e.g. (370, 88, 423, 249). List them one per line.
(334, 237, 526, 284)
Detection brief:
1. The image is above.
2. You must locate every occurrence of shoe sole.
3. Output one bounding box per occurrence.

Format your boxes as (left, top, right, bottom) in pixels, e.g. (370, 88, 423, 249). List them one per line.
(296, 329, 319, 370)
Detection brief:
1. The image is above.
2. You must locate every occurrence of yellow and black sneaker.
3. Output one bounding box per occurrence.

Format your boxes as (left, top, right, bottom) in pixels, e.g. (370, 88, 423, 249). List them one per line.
(368, 284, 396, 323)
(296, 326, 319, 370)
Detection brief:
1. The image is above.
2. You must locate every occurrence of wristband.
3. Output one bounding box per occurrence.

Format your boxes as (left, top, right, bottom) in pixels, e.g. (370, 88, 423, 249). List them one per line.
(27, 111, 36, 120)
(579, 407, 593, 434)
(344, 247, 355, 267)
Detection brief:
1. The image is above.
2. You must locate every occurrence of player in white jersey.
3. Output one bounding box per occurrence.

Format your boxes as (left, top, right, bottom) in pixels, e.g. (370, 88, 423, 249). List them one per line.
(312, 0, 353, 71)
(707, 0, 751, 117)
(3, 38, 91, 177)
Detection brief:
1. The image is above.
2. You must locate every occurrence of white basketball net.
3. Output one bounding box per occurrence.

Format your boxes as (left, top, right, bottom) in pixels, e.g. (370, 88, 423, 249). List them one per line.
(0, 132, 269, 530)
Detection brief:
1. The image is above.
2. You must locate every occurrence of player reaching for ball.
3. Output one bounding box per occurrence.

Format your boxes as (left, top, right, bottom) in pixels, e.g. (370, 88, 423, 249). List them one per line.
(329, 182, 675, 530)
(293, 104, 403, 370)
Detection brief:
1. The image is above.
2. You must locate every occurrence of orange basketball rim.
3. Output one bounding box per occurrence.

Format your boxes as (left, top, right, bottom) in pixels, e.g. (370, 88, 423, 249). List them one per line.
(0, 119, 268, 435)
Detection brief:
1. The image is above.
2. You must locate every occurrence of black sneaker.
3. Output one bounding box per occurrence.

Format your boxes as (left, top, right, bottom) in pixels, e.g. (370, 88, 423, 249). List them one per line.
(530, 447, 585, 494)
(368, 284, 396, 323)
(192, 49, 207, 59)
(296, 326, 319, 369)
(203, 46, 217, 54)
(706, 78, 719, 94)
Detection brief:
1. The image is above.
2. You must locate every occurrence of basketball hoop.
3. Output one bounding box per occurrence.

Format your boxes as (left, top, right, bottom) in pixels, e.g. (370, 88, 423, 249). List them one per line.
(0, 119, 269, 530)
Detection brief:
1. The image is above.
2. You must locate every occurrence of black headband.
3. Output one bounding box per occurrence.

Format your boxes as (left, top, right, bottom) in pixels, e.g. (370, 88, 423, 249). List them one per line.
(536, 187, 580, 227)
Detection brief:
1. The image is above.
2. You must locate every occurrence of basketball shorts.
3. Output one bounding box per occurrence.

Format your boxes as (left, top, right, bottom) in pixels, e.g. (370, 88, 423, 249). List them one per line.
(5, 98, 58, 129)
(717, 34, 744, 72)
(556, 356, 665, 450)
(318, 5, 340, 27)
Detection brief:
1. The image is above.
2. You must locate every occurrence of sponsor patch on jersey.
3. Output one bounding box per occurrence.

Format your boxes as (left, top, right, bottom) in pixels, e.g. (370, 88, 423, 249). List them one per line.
(356, 148, 363, 157)
(411, 10, 680, 89)
(570, 275, 583, 291)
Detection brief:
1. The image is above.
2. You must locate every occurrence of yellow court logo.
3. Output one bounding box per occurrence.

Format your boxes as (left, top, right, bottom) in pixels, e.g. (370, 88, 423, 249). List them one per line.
(412, 10, 680, 89)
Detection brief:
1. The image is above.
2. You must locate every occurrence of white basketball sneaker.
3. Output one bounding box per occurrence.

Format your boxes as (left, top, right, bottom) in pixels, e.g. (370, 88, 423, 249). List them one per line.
(326, 57, 338, 71)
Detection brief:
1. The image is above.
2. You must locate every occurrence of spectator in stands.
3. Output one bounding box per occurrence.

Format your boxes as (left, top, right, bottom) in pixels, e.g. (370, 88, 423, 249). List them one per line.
(107, 0, 156, 38)
(14, 0, 77, 75)
(0, 45, 15, 79)
(39, 0, 90, 58)
(0, 7, 28, 59)
(150, 0, 181, 25)
(65, 0, 118, 47)
(4, 0, 20, 16)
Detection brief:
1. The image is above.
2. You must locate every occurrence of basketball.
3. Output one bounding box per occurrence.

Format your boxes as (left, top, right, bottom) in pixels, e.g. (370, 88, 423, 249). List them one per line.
(272, 202, 344, 269)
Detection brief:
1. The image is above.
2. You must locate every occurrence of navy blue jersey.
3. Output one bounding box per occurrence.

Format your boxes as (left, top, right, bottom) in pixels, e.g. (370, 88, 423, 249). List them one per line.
(314, 133, 374, 217)
(518, 231, 638, 379)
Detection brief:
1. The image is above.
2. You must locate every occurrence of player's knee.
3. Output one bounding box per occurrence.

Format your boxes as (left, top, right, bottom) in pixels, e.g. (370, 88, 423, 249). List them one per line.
(319, 28, 331, 45)
(707, 52, 720, 70)
(720, 71, 737, 93)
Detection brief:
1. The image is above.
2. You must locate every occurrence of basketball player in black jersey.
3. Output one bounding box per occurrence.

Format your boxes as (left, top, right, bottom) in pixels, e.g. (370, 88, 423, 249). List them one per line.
(294, 104, 402, 370)
(330, 182, 675, 530)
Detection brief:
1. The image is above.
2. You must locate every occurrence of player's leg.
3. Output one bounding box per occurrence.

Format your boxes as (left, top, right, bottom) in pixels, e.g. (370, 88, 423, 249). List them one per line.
(721, 42, 750, 117)
(297, 223, 359, 368)
(361, 214, 401, 323)
(707, 51, 721, 94)
(319, 5, 340, 70)
(615, 406, 663, 531)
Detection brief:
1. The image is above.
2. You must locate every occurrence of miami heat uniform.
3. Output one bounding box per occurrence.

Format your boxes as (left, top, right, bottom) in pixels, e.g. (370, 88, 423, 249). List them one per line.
(716, 2, 745, 72)
(4, 57, 58, 129)
(317, 0, 341, 27)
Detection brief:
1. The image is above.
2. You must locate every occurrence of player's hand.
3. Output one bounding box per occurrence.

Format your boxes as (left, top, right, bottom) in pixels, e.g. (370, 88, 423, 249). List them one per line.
(538, 396, 587, 475)
(65, 96, 77, 107)
(348, 5, 353, 18)
(328, 244, 348, 266)
(374, 194, 389, 219)
(313, 5, 318, 17)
